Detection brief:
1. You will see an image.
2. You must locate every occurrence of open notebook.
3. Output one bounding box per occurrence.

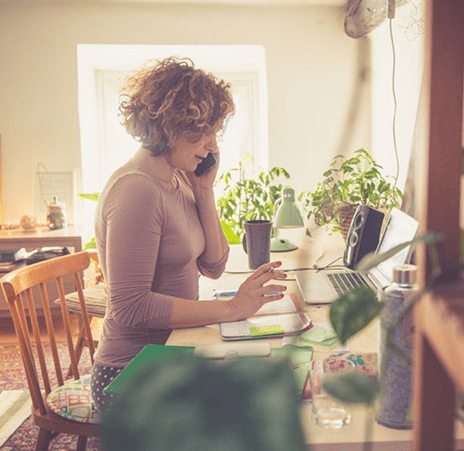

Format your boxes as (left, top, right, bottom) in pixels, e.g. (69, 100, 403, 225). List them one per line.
(296, 207, 419, 304)
(219, 293, 312, 340)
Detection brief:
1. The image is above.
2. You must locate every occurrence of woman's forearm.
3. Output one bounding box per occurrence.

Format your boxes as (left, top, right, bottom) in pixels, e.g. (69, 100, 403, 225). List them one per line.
(194, 187, 229, 264)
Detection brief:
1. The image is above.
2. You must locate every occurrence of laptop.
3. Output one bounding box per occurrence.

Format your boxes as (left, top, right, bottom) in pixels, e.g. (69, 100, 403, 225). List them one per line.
(296, 207, 419, 304)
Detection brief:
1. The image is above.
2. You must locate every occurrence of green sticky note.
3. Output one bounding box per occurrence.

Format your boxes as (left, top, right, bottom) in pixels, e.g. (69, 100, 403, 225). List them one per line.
(299, 325, 337, 344)
(317, 337, 340, 347)
(249, 325, 285, 337)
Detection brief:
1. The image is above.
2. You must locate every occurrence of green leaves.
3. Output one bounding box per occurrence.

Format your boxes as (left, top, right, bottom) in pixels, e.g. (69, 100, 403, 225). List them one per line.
(322, 372, 381, 406)
(329, 286, 384, 344)
(84, 237, 97, 250)
(298, 148, 403, 231)
(216, 156, 291, 242)
(220, 220, 241, 245)
(77, 192, 100, 202)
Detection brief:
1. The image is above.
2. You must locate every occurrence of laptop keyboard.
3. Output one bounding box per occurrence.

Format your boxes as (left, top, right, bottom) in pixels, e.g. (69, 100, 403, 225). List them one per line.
(327, 272, 370, 296)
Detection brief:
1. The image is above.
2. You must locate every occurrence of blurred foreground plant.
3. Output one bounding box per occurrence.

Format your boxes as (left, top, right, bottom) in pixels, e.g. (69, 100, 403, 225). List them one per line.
(322, 231, 445, 451)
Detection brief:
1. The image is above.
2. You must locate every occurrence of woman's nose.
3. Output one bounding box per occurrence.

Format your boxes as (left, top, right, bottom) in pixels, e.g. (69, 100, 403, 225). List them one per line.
(207, 135, 218, 151)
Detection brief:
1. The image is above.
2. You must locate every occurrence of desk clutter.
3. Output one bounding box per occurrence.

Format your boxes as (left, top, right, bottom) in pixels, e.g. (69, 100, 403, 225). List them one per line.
(0, 246, 70, 271)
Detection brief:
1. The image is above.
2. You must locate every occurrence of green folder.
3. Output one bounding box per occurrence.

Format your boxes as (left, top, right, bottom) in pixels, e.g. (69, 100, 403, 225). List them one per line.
(104, 345, 195, 394)
(104, 344, 313, 396)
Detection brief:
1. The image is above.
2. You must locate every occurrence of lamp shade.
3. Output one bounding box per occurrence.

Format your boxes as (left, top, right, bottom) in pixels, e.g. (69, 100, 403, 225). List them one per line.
(271, 187, 304, 252)
(274, 187, 304, 228)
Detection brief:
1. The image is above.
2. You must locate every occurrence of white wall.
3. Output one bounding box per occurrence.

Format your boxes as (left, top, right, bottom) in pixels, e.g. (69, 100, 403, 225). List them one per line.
(0, 1, 368, 226)
(370, 4, 426, 192)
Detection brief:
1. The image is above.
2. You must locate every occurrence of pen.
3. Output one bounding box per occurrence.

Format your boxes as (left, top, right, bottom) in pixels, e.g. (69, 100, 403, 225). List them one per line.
(213, 289, 284, 298)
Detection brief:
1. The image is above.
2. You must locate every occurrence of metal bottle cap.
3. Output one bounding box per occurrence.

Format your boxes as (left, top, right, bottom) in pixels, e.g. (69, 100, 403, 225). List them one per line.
(392, 264, 417, 285)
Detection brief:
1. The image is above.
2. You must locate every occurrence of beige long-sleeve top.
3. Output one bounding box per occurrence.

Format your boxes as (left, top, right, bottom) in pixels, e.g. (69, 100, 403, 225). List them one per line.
(94, 150, 229, 367)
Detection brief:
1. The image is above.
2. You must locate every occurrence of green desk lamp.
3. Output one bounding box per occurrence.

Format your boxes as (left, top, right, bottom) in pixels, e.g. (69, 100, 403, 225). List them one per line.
(271, 186, 305, 252)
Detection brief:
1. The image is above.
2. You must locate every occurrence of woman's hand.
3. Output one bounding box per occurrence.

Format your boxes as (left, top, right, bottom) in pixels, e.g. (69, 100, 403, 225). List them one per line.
(228, 261, 288, 321)
(187, 150, 220, 192)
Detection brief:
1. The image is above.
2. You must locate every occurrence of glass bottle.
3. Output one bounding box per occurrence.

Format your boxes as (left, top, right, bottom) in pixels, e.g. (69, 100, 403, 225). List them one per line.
(376, 264, 418, 429)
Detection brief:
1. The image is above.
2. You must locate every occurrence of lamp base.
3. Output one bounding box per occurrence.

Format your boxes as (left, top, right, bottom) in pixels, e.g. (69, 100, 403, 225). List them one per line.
(270, 237, 298, 252)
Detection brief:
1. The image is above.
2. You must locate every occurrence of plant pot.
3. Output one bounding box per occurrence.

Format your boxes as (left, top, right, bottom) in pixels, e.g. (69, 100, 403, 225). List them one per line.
(338, 206, 357, 242)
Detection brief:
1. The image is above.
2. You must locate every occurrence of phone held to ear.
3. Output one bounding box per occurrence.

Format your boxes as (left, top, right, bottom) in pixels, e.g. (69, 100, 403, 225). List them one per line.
(194, 152, 216, 176)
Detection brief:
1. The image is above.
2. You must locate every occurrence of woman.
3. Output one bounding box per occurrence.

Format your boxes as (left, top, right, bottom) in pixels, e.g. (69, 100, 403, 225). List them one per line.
(90, 57, 287, 413)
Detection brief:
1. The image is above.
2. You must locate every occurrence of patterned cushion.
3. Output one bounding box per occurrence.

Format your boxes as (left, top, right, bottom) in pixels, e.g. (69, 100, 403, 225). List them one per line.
(47, 374, 100, 424)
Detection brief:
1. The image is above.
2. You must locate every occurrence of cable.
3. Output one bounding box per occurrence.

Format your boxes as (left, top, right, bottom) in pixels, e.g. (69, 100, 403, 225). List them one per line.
(309, 238, 324, 268)
(389, 18, 401, 205)
(224, 258, 345, 275)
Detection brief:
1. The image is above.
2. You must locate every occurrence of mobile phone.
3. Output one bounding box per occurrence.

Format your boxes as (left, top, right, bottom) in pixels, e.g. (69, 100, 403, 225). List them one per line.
(194, 152, 216, 176)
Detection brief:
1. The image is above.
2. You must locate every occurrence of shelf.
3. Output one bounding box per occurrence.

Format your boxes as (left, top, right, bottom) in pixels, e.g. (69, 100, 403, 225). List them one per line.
(417, 280, 464, 394)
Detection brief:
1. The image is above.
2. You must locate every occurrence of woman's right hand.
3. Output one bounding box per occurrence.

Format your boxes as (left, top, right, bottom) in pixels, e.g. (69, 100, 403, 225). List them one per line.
(228, 261, 288, 321)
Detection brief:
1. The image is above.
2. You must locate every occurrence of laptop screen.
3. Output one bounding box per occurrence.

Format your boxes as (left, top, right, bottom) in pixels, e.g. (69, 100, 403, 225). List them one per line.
(369, 207, 419, 287)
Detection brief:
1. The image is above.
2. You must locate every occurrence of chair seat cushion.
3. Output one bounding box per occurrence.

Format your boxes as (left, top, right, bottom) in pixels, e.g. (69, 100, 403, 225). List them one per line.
(47, 374, 101, 424)
(60, 285, 107, 317)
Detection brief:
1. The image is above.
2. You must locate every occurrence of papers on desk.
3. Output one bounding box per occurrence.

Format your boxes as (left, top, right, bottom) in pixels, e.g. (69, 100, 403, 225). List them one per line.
(283, 323, 349, 352)
(302, 351, 379, 402)
(219, 294, 312, 340)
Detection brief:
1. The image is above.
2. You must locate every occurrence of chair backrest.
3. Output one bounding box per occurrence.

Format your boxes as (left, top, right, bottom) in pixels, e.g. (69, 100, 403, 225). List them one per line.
(0, 251, 95, 416)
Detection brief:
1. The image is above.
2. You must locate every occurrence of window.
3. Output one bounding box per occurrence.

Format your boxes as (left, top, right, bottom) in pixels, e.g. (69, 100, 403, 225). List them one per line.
(77, 44, 269, 196)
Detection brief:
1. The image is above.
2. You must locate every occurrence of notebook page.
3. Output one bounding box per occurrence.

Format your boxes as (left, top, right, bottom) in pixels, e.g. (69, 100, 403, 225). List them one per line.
(255, 294, 297, 315)
(221, 313, 308, 338)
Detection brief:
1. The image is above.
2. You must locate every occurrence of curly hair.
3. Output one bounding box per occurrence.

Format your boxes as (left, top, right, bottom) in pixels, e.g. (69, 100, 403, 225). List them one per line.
(118, 57, 235, 156)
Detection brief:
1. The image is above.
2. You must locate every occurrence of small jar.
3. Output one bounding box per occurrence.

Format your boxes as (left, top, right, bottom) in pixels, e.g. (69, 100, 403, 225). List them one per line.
(47, 197, 66, 230)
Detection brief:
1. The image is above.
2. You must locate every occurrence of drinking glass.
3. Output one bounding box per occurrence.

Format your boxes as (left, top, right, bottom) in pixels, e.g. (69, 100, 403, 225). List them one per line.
(309, 357, 355, 429)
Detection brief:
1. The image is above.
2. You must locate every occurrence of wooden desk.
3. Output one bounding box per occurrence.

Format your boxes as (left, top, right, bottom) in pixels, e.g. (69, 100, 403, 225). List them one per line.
(0, 226, 83, 318)
(167, 228, 464, 450)
(0, 225, 82, 253)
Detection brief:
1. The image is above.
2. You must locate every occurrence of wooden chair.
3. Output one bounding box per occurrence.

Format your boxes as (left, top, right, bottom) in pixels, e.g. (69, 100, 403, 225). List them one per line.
(63, 250, 106, 371)
(0, 251, 100, 451)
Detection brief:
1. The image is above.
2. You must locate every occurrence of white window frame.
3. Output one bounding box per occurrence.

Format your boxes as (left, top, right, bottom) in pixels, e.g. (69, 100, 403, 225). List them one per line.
(77, 44, 269, 196)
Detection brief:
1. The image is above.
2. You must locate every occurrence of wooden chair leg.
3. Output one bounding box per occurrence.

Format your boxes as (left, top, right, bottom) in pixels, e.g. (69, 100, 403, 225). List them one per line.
(34, 428, 55, 451)
(77, 435, 88, 451)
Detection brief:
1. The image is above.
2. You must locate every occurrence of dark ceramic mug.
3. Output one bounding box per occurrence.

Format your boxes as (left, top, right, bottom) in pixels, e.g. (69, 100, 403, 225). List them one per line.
(242, 220, 273, 270)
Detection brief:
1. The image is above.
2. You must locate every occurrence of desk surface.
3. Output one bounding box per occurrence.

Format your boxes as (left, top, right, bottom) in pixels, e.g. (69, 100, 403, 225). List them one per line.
(166, 228, 464, 451)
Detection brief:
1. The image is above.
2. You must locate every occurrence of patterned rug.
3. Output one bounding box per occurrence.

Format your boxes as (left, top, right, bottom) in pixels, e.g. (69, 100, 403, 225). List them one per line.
(0, 343, 102, 451)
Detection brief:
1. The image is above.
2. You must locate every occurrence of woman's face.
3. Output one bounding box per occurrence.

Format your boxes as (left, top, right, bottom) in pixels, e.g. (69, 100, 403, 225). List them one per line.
(169, 125, 221, 173)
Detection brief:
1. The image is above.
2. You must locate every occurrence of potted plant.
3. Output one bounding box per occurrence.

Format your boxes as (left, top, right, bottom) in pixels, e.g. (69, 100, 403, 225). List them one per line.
(298, 148, 403, 240)
(215, 156, 291, 244)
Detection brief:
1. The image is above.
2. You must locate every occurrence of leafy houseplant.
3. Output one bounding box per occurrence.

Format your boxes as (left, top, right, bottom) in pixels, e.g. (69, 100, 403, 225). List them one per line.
(215, 156, 291, 244)
(298, 148, 403, 238)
